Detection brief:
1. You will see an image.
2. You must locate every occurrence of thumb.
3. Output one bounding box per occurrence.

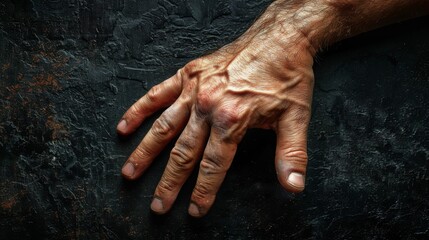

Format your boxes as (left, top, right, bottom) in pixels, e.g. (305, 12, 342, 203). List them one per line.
(275, 107, 310, 193)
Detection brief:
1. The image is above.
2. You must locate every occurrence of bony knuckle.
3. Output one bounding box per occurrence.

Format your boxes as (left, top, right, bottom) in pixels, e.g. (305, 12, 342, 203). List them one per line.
(147, 85, 161, 103)
(200, 156, 224, 175)
(170, 147, 193, 171)
(183, 59, 201, 75)
(215, 106, 241, 126)
(196, 91, 214, 115)
(151, 115, 174, 138)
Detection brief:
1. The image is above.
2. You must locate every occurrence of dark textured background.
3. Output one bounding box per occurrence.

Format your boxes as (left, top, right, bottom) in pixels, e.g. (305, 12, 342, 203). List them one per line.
(0, 0, 428, 239)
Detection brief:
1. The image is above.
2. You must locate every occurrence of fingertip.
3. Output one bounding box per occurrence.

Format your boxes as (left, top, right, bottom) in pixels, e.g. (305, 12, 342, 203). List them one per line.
(276, 161, 306, 193)
(121, 161, 136, 179)
(188, 202, 204, 218)
(286, 172, 306, 192)
(116, 119, 129, 135)
(277, 171, 306, 193)
(150, 197, 168, 214)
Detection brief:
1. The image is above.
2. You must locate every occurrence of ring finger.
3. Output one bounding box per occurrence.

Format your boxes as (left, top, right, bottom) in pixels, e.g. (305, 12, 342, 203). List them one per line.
(121, 101, 190, 180)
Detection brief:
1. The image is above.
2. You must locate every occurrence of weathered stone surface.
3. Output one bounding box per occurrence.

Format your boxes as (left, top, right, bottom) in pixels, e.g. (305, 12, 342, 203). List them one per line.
(0, 0, 428, 239)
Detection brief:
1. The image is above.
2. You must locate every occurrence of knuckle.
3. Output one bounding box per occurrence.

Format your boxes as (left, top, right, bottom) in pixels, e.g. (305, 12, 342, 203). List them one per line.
(214, 105, 241, 129)
(183, 59, 201, 75)
(147, 85, 161, 103)
(157, 176, 176, 193)
(134, 146, 151, 160)
(169, 146, 194, 172)
(129, 103, 142, 118)
(176, 68, 184, 80)
(283, 149, 308, 167)
(200, 155, 224, 175)
(193, 182, 212, 200)
(176, 136, 194, 151)
(196, 91, 214, 115)
(151, 115, 174, 138)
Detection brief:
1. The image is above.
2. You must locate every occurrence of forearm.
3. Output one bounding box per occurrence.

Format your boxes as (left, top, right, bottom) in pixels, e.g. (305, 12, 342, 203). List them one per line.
(295, 0, 429, 49)
(232, 0, 429, 56)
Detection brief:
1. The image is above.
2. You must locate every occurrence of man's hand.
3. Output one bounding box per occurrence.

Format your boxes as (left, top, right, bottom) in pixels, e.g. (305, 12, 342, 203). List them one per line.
(117, 29, 315, 217)
(117, 9, 315, 217)
(117, 0, 429, 217)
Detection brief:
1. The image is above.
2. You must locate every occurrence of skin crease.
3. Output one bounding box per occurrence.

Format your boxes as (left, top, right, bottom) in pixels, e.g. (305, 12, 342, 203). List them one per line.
(117, 0, 429, 217)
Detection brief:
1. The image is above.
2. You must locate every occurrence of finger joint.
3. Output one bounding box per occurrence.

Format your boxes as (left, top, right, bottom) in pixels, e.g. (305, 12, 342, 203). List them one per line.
(283, 149, 308, 167)
(133, 146, 152, 161)
(151, 115, 175, 139)
(170, 146, 194, 172)
(200, 154, 224, 175)
(214, 105, 241, 129)
(147, 85, 161, 103)
(193, 182, 212, 200)
(157, 175, 177, 193)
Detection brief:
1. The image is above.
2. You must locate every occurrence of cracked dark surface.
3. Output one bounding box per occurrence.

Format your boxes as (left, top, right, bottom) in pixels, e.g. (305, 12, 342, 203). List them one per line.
(0, 0, 428, 239)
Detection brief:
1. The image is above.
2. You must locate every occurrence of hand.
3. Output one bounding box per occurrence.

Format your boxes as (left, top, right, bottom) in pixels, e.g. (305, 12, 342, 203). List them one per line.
(116, 13, 315, 217)
(116, 0, 428, 218)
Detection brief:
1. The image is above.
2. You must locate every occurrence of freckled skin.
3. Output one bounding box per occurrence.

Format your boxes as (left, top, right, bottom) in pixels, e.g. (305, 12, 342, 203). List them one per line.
(117, 0, 429, 217)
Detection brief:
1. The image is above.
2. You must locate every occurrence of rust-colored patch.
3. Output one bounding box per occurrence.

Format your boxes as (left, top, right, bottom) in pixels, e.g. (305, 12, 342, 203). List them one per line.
(38, 48, 70, 69)
(45, 116, 68, 140)
(30, 74, 61, 91)
(1, 194, 19, 210)
(5, 73, 61, 97)
(6, 84, 22, 95)
(2, 63, 11, 72)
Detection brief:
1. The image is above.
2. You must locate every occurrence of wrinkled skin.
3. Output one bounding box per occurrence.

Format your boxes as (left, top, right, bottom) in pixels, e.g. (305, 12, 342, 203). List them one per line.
(116, 0, 429, 218)
(117, 22, 315, 217)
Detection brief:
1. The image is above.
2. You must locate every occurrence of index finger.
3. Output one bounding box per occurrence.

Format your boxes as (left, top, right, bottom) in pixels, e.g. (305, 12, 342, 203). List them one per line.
(117, 73, 183, 135)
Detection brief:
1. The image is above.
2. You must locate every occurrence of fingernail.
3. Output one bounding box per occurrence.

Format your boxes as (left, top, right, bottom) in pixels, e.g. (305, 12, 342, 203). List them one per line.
(151, 197, 164, 212)
(287, 172, 305, 189)
(188, 203, 200, 217)
(117, 119, 127, 133)
(122, 162, 135, 177)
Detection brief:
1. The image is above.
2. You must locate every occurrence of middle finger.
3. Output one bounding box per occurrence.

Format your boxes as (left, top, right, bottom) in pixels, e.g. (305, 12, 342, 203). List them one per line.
(151, 110, 210, 214)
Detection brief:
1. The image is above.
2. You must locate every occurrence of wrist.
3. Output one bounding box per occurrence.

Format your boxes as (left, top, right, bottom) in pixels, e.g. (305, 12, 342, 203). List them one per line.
(228, 0, 332, 59)
(269, 0, 337, 52)
(217, 0, 359, 67)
